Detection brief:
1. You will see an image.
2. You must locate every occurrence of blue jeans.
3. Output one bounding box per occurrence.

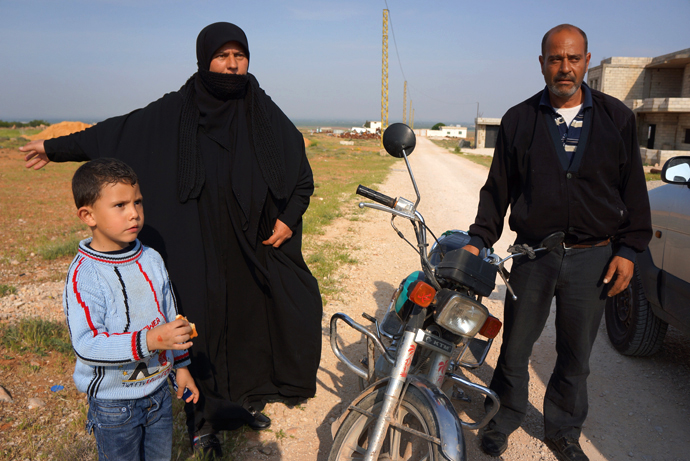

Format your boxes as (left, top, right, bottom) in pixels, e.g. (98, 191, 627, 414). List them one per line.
(87, 383, 173, 461)
(486, 243, 612, 439)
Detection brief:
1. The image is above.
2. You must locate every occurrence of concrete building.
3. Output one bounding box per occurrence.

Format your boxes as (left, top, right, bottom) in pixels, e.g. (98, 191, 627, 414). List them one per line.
(474, 118, 501, 148)
(426, 125, 468, 138)
(351, 120, 382, 134)
(588, 48, 690, 164)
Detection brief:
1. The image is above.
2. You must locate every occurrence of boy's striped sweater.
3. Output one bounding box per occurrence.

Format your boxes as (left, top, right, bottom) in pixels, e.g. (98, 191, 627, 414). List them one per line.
(64, 238, 190, 400)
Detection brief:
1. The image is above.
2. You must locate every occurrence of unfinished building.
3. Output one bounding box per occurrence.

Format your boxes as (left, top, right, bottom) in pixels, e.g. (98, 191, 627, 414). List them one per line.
(588, 48, 690, 165)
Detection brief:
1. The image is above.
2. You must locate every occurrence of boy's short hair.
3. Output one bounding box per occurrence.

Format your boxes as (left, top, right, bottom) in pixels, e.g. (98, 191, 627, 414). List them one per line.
(72, 158, 138, 208)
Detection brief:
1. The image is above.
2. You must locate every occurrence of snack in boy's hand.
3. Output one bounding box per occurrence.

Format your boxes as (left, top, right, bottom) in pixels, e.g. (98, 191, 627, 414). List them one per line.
(176, 315, 198, 338)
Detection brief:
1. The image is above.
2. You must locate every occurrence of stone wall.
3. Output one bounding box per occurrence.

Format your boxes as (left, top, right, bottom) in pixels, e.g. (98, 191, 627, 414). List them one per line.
(682, 63, 690, 97)
(639, 147, 686, 165)
(588, 66, 603, 91)
(677, 113, 690, 150)
(647, 68, 684, 98)
(603, 65, 647, 100)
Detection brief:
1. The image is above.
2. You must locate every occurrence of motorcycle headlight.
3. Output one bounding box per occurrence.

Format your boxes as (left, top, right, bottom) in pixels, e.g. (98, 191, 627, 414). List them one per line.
(433, 290, 489, 337)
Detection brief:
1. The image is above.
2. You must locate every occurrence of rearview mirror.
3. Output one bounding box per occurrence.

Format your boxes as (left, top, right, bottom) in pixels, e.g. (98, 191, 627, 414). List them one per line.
(539, 232, 565, 252)
(661, 156, 690, 185)
(382, 123, 416, 158)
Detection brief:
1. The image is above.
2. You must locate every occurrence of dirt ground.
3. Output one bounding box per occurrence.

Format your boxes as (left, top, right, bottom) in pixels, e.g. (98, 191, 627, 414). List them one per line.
(2, 137, 689, 460)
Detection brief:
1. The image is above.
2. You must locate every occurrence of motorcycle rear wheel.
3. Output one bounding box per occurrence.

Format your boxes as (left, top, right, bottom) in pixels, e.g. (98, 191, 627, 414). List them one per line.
(329, 385, 444, 461)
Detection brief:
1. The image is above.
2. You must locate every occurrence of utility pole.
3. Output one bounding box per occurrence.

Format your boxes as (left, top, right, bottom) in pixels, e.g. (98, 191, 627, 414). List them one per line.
(411, 106, 415, 130)
(402, 81, 407, 125)
(381, 9, 389, 138)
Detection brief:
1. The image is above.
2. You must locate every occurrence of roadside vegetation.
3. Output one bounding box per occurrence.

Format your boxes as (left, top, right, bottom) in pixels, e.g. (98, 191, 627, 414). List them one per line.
(0, 131, 396, 460)
(302, 133, 395, 298)
(0, 126, 44, 149)
(429, 138, 493, 168)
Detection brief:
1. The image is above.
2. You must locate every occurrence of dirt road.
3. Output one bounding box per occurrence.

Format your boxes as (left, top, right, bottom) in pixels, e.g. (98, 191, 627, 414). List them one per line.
(245, 137, 690, 460)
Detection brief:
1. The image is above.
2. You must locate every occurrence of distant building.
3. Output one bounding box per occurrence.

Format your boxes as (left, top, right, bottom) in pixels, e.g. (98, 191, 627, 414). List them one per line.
(588, 48, 690, 164)
(474, 118, 501, 148)
(426, 125, 467, 138)
(351, 120, 382, 134)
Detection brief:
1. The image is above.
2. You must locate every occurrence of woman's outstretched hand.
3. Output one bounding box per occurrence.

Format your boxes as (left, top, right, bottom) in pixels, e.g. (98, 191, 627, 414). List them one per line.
(20, 140, 50, 170)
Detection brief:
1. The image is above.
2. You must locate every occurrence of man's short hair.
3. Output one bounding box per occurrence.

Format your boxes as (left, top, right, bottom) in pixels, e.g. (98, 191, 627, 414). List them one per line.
(541, 24, 588, 57)
(72, 158, 138, 208)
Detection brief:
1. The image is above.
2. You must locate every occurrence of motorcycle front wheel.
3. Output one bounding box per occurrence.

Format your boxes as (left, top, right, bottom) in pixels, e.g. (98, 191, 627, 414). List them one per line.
(328, 385, 444, 461)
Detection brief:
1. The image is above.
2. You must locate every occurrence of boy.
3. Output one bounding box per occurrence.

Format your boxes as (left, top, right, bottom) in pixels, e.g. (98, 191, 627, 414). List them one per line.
(64, 158, 199, 460)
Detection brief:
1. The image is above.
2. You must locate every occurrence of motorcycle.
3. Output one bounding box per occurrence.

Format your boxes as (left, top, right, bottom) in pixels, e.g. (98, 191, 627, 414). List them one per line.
(328, 123, 564, 461)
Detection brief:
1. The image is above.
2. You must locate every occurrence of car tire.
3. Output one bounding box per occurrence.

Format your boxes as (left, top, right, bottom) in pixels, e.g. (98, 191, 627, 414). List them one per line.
(605, 264, 668, 356)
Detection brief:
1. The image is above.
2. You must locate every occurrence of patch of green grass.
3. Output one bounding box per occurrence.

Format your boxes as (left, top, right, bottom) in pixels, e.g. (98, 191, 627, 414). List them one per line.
(455, 152, 494, 168)
(47, 432, 97, 461)
(306, 242, 357, 298)
(275, 428, 287, 440)
(0, 128, 41, 149)
(0, 284, 17, 297)
(645, 172, 661, 181)
(429, 138, 461, 151)
(299, 133, 395, 300)
(37, 236, 81, 260)
(0, 318, 72, 355)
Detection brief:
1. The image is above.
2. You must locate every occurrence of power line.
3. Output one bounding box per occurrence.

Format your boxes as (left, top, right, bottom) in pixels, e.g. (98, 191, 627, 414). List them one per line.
(382, 0, 480, 111)
(383, 0, 407, 83)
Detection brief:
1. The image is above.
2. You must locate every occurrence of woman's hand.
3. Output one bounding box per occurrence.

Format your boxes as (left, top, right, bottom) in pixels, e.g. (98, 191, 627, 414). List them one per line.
(19, 140, 50, 170)
(262, 219, 293, 248)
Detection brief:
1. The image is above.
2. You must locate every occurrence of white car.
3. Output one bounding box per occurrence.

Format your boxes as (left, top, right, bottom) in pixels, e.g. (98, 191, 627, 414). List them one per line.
(605, 156, 690, 356)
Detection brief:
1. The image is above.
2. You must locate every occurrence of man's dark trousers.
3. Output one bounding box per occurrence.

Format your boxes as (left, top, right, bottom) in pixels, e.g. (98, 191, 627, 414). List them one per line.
(487, 243, 612, 439)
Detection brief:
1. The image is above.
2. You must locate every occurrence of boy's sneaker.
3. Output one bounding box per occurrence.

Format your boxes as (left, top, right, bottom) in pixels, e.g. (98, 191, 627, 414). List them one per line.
(193, 433, 222, 460)
(544, 435, 589, 461)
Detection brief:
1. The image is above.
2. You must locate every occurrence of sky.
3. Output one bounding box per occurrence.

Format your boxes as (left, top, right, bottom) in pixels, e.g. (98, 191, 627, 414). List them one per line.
(1, 0, 689, 127)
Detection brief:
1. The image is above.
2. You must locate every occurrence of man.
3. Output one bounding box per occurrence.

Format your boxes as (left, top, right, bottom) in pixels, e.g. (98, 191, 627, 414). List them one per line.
(463, 24, 651, 461)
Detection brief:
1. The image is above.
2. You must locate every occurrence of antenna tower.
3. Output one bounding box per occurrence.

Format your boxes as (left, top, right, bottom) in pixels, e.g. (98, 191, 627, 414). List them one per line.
(381, 9, 389, 133)
(403, 81, 407, 124)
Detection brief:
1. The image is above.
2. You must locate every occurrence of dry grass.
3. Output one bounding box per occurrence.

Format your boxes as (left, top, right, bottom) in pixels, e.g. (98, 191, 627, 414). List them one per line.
(0, 149, 88, 273)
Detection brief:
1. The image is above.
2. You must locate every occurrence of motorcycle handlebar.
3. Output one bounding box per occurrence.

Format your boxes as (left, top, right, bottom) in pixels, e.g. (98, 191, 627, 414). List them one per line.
(357, 185, 396, 209)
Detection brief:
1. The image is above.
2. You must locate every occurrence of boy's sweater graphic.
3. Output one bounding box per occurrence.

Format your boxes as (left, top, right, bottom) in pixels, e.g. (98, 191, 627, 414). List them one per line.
(64, 239, 190, 400)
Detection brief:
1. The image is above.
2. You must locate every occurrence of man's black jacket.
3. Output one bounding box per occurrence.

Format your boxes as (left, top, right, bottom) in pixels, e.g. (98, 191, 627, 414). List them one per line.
(469, 86, 652, 260)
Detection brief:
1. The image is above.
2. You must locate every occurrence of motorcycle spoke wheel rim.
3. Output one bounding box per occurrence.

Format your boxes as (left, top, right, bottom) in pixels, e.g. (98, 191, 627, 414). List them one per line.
(333, 401, 434, 460)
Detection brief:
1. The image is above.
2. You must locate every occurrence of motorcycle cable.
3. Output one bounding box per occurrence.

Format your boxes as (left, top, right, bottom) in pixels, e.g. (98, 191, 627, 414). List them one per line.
(390, 216, 420, 254)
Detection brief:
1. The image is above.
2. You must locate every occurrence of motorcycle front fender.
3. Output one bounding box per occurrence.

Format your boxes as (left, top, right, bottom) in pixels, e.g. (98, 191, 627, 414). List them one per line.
(331, 375, 466, 461)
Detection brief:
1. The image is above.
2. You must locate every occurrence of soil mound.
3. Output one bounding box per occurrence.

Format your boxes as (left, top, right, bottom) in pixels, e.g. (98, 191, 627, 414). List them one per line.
(28, 121, 92, 140)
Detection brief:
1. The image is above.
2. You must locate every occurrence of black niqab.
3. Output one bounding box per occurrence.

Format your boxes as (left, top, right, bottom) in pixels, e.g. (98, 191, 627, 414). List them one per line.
(177, 22, 286, 208)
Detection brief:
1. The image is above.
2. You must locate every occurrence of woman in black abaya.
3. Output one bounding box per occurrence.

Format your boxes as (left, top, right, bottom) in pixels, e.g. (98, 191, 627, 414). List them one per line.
(21, 22, 322, 457)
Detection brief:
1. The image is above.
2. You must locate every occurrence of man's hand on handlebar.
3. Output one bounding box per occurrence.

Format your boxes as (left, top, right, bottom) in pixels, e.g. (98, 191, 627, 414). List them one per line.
(461, 244, 480, 256)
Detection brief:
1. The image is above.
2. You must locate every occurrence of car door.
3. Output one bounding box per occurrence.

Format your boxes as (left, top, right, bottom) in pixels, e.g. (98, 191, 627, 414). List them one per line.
(649, 178, 690, 332)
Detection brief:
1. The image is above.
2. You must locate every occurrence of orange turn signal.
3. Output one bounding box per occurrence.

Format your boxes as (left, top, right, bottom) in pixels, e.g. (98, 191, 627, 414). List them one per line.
(408, 281, 436, 308)
(479, 316, 502, 339)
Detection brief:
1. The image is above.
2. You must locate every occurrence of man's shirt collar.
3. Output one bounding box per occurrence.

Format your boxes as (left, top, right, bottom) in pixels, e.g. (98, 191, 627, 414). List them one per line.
(539, 82, 593, 111)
